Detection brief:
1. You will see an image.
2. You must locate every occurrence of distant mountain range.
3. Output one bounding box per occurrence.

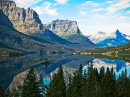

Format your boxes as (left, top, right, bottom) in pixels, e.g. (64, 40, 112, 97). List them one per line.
(0, 0, 97, 54)
(1, 0, 129, 53)
(88, 30, 130, 47)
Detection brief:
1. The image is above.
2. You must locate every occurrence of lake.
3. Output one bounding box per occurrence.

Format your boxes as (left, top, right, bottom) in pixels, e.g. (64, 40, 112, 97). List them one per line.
(0, 54, 130, 90)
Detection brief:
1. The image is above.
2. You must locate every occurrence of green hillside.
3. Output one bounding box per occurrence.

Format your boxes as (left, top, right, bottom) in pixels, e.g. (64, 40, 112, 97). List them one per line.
(0, 25, 73, 54)
(0, 48, 24, 56)
(77, 43, 130, 62)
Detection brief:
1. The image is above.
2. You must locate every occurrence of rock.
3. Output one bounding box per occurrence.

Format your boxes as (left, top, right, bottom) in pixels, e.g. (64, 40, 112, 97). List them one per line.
(44, 19, 82, 37)
(44, 19, 97, 48)
(0, 0, 45, 34)
(0, 10, 14, 29)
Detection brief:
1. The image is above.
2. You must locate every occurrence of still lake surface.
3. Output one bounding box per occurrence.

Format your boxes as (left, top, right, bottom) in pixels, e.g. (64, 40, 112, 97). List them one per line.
(0, 53, 130, 90)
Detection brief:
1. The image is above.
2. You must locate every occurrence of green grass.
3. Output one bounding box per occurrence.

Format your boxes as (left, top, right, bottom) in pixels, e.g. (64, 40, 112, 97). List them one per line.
(61, 34, 74, 39)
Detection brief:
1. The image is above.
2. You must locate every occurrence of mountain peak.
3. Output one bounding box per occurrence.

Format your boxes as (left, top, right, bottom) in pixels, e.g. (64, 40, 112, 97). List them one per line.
(116, 29, 120, 33)
(116, 29, 119, 31)
(0, 0, 45, 34)
(88, 30, 130, 47)
(44, 19, 82, 36)
(98, 31, 105, 34)
(115, 29, 122, 36)
(0, 0, 16, 9)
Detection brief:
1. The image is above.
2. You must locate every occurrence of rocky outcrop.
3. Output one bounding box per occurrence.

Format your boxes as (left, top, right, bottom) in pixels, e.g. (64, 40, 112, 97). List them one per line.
(44, 19, 97, 48)
(0, 0, 45, 34)
(0, 0, 97, 49)
(0, 10, 14, 29)
(44, 19, 82, 37)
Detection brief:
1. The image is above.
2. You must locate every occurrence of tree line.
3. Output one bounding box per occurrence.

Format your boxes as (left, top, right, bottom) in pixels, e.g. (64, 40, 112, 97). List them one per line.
(1, 62, 130, 97)
(78, 42, 130, 56)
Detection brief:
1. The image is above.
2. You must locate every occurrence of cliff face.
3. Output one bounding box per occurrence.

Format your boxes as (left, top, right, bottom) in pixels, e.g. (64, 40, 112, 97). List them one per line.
(0, 0, 45, 34)
(44, 19, 97, 48)
(0, 10, 14, 29)
(44, 19, 82, 37)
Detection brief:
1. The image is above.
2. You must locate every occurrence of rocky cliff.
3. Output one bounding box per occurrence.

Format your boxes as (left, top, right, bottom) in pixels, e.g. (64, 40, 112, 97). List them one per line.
(0, 9, 14, 29)
(0, 0, 45, 34)
(44, 19, 82, 37)
(44, 19, 97, 48)
(0, 0, 97, 49)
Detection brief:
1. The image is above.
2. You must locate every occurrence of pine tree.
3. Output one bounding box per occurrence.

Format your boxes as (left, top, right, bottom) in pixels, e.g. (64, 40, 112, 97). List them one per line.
(116, 69, 130, 97)
(21, 67, 42, 97)
(66, 64, 84, 97)
(46, 66, 66, 97)
(0, 85, 6, 97)
(100, 67, 116, 97)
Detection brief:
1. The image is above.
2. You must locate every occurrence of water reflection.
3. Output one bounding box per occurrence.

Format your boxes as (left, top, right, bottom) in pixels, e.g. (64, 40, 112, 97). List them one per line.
(0, 54, 93, 89)
(91, 58, 130, 79)
(0, 54, 130, 91)
(92, 58, 130, 72)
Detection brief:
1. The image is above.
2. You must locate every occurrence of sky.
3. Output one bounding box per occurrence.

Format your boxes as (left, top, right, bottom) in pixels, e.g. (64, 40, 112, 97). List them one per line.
(13, 0, 130, 35)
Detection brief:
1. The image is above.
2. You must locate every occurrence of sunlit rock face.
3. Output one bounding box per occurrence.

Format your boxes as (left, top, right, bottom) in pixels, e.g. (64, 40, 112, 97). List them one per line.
(44, 19, 82, 37)
(44, 19, 97, 49)
(0, 0, 45, 34)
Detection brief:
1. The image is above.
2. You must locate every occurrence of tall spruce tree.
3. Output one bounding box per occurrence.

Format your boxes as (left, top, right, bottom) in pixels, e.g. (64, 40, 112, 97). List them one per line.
(46, 66, 66, 97)
(100, 67, 116, 97)
(116, 69, 130, 97)
(21, 67, 42, 97)
(66, 64, 84, 97)
(0, 85, 6, 97)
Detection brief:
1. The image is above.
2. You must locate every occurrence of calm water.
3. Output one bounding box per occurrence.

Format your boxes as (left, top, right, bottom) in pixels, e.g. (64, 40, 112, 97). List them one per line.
(0, 54, 130, 90)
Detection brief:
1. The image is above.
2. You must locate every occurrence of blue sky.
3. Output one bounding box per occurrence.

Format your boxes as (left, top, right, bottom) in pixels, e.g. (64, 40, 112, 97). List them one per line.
(14, 0, 130, 35)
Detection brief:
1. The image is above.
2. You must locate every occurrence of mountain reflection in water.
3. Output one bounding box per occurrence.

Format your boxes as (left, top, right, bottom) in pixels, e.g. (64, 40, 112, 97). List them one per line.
(0, 54, 130, 91)
(0, 54, 93, 89)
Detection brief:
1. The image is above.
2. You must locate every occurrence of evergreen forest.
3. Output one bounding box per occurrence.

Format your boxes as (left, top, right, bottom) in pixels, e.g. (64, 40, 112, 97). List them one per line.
(1, 63, 130, 97)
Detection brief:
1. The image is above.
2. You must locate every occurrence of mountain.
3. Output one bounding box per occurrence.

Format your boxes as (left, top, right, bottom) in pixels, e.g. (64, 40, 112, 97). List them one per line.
(0, 0, 73, 51)
(0, 10, 14, 29)
(44, 19, 82, 37)
(44, 19, 97, 48)
(0, 9, 73, 54)
(88, 30, 130, 47)
(0, 1, 73, 45)
(0, 0, 45, 35)
(0, 0, 97, 51)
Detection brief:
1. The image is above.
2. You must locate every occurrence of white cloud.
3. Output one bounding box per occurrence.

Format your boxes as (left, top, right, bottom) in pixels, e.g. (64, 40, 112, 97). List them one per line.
(79, 22, 130, 36)
(119, 16, 127, 20)
(126, 11, 130, 14)
(14, 0, 41, 8)
(106, 0, 130, 14)
(92, 8, 103, 12)
(33, 2, 60, 16)
(77, 19, 88, 22)
(105, 0, 114, 4)
(81, 1, 100, 9)
(112, 13, 121, 18)
(79, 11, 87, 16)
(55, 0, 68, 4)
(93, 14, 106, 19)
